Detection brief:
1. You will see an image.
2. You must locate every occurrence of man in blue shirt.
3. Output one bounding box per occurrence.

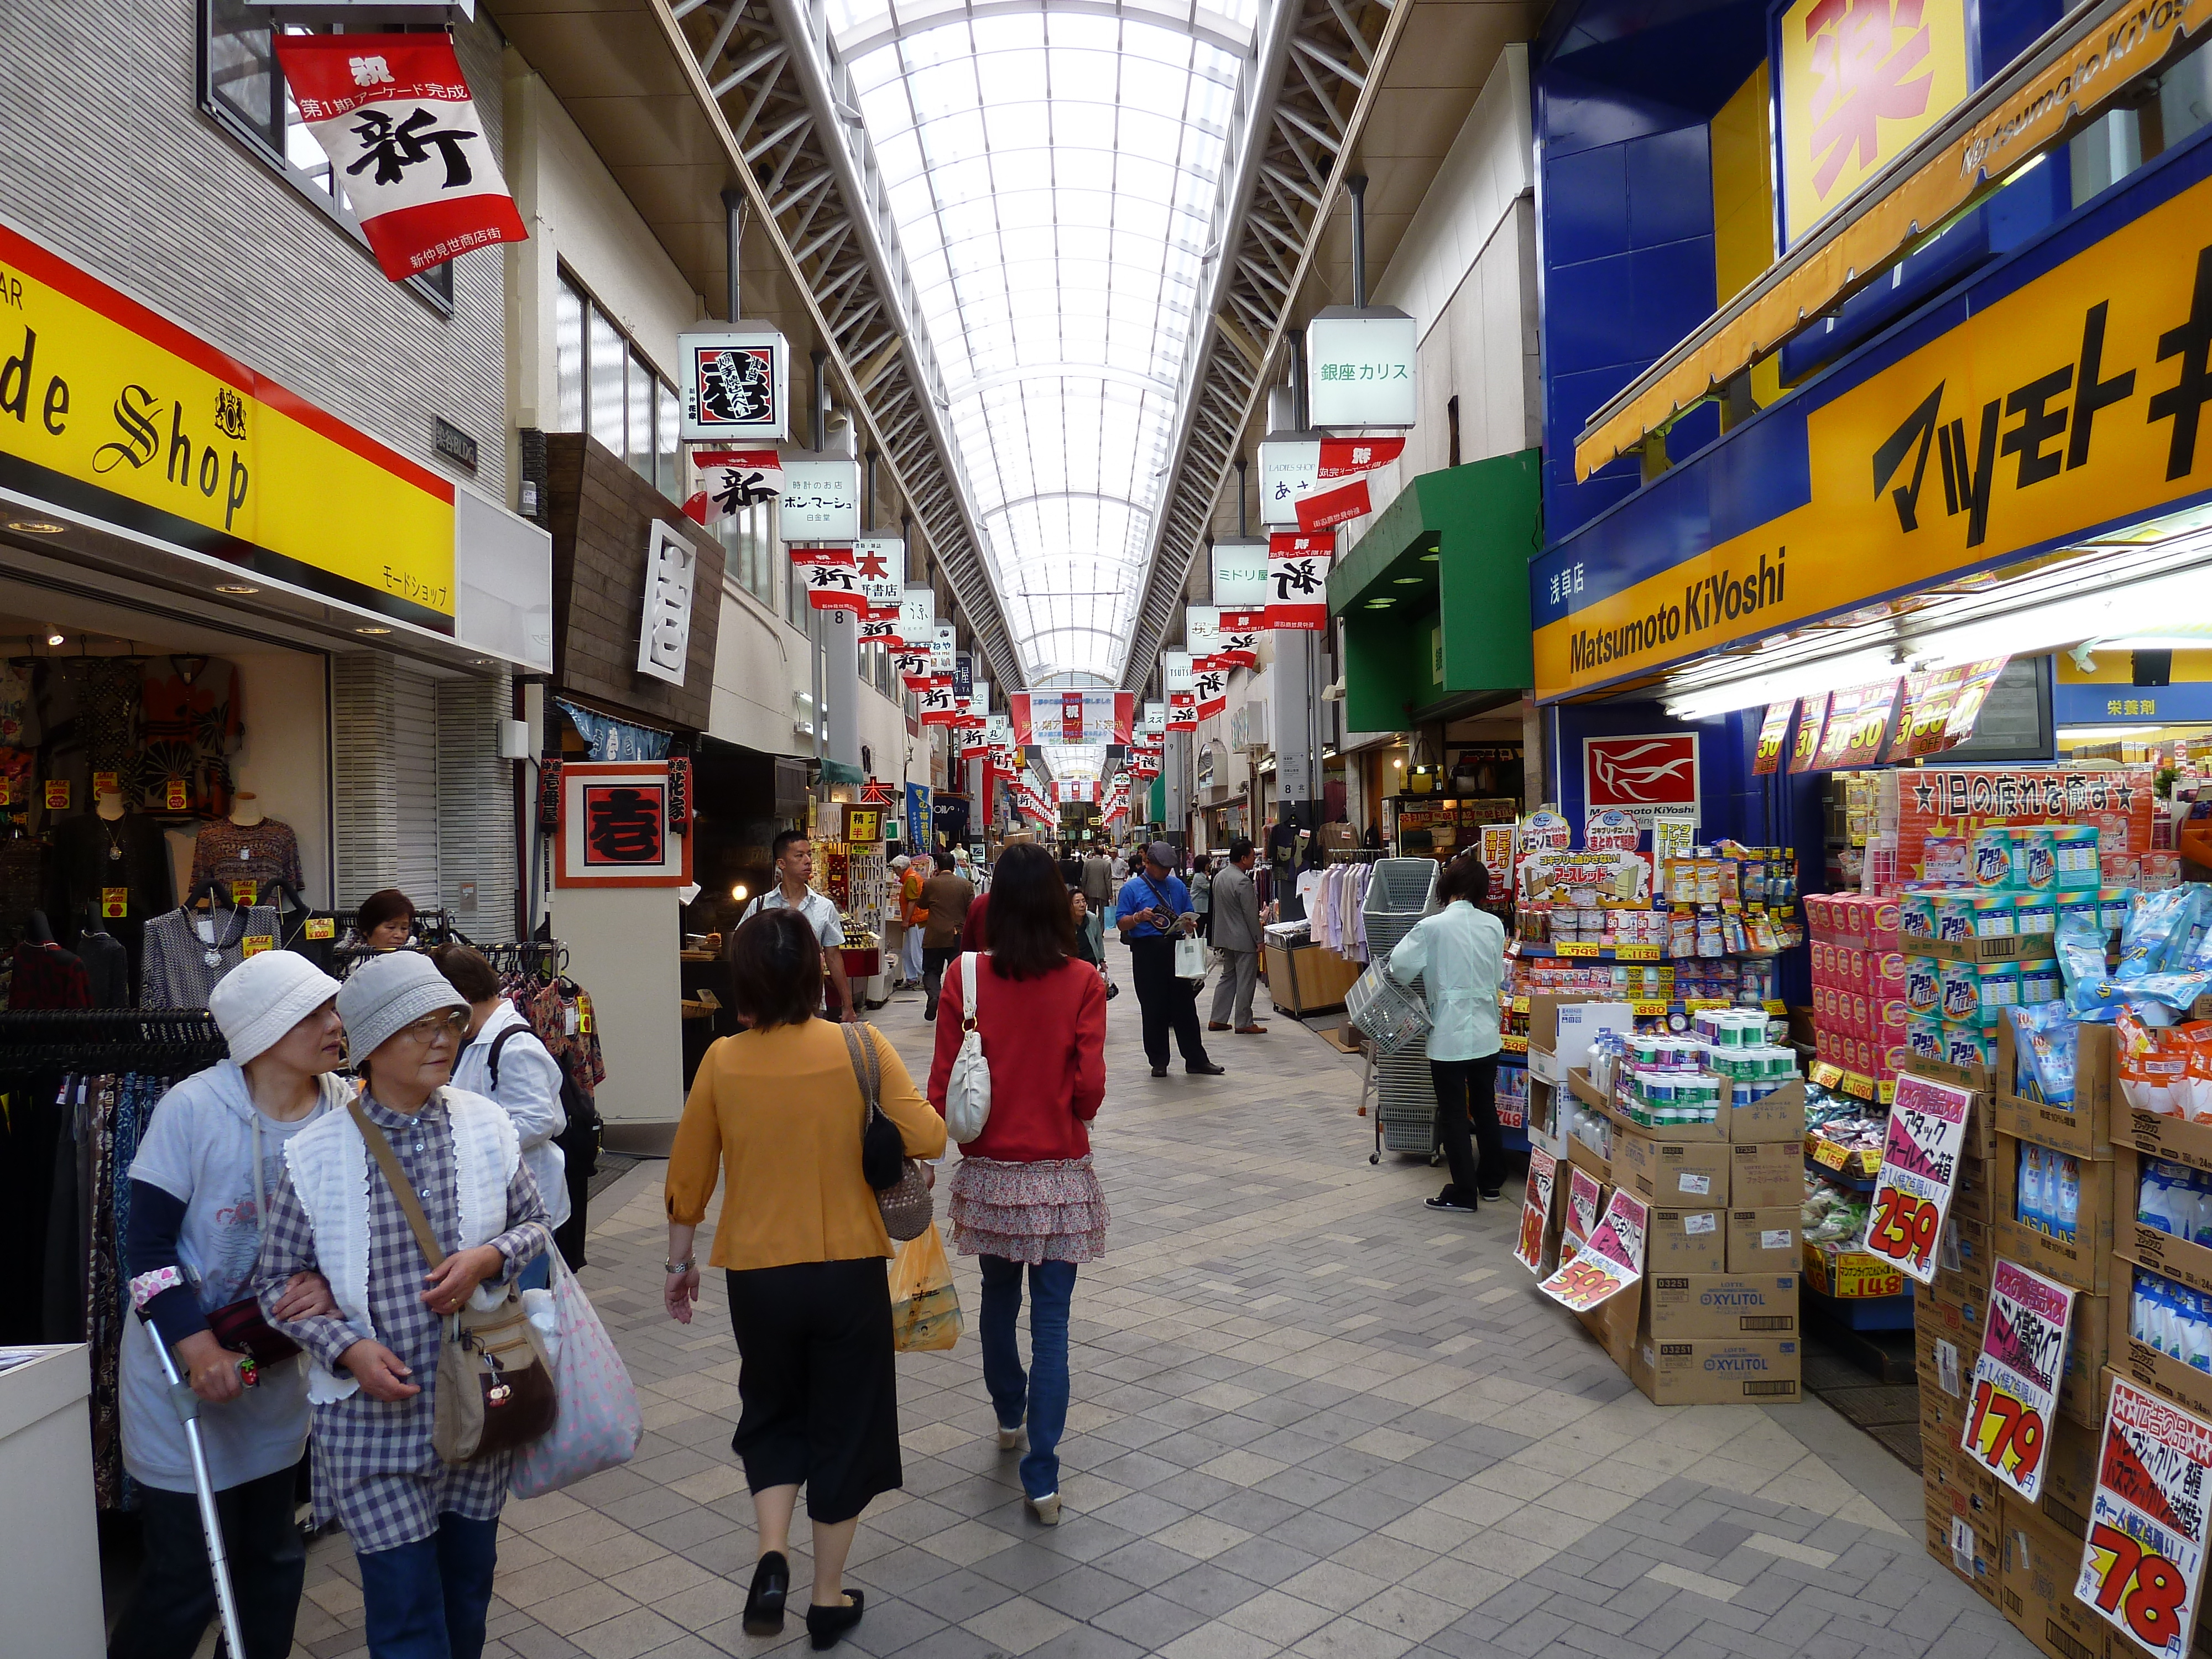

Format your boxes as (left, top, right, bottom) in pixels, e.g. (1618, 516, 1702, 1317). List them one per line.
(1115, 841, 1225, 1078)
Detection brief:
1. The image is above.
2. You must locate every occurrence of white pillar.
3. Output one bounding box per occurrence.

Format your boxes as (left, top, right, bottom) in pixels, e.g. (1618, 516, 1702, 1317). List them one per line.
(825, 607, 861, 767)
(1273, 629, 1317, 825)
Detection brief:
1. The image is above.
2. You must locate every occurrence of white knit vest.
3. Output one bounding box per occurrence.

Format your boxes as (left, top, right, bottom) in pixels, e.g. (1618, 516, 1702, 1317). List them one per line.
(281, 1087, 520, 1404)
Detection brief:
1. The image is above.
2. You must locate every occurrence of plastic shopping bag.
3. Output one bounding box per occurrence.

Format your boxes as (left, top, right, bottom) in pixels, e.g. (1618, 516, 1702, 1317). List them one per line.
(510, 1253, 645, 1498)
(890, 1223, 963, 1353)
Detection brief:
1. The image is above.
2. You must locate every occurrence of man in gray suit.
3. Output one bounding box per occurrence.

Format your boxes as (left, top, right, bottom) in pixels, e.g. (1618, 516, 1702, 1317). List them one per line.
(1207, 837, 1266, 1034)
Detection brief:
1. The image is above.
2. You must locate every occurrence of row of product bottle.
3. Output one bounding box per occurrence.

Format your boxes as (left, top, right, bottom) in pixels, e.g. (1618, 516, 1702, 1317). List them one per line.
(2131, 1266, 2212, 1371)
(2137, 1158, 2212, 1243)
(2016, 1141, 2083, 1243)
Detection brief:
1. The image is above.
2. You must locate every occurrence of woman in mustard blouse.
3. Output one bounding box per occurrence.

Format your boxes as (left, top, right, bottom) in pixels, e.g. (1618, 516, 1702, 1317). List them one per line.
(664, 910, 946, 1652)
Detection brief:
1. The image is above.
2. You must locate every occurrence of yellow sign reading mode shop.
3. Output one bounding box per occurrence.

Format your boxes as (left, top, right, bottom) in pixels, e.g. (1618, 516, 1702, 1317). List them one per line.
(0, 217, 456, 628)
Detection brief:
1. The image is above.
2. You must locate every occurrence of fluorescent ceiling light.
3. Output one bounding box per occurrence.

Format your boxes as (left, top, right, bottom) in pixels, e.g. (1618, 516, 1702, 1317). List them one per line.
(2056, 724, 2169, 739)
(1907, 565, 2212, 669)
(2090, 635, 2212, 649)
(1663, 647, 1902, 721)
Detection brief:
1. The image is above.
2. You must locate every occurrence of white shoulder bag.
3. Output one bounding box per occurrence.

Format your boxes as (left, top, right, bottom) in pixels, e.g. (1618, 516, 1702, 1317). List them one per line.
(943, 950, 992, 1143)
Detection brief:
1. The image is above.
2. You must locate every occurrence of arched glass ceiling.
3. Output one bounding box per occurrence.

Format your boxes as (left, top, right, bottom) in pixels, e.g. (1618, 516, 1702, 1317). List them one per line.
(829, 0, 1259, 682)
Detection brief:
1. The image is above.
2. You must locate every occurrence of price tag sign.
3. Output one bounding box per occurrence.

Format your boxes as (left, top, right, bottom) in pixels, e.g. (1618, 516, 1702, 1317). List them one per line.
(1962, 1260, 2075, 1502)
(165, 779, 189, 810)
(2078, 1378, 2212, 1659)
(1864, 1070, 1974, 1285)
(1561, 1167, 1603, 1264)
(242, 935, 274, 957)
(43, 780, 69, 810)
(230, 879, 259, 906)
(1537, 1190, 1648, 1312)
(92, 771, 119, 796)
(1614, 943, 1660, 961)
(305, 917, 336, 940)
(1515, 1148, 1559, 1275)
(101, 888, 128, 919)
(1558, 941, 1599, 957)
(0, 780, 12, 806)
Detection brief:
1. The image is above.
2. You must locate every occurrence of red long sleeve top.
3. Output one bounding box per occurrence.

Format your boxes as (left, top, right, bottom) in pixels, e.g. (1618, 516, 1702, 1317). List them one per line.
(927, 953, 1107, 1161)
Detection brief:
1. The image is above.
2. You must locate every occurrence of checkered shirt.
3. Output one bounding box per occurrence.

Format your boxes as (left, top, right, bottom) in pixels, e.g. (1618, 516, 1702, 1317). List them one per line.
(254, 1094, 552, 1554)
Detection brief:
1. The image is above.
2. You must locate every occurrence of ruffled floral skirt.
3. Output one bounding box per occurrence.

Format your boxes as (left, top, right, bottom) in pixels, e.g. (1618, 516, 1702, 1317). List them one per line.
(947, 1156, 1108, 1264)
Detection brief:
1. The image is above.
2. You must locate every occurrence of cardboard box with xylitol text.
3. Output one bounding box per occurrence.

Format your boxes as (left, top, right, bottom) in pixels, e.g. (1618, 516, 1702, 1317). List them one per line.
(1645, 1274, 1799, 1340)
(1628, 1337, 1800, 1404)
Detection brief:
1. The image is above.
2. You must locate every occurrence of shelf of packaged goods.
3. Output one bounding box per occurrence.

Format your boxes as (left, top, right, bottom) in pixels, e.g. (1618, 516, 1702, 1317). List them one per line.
(1499, 1034, 1528, 1054)
(1805, 1153, 1882, 1193)
(1807, 1134, 1885, 1180)
(1509, 942, 1667, 961)
(1510, 996, 1786, 1018)
(1805, 1061, 1893, 1104)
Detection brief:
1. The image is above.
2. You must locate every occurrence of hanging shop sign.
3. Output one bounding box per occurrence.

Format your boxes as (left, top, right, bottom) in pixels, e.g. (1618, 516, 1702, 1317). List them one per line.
(952, 651, 974, 702)
(928, 622, 956, 685)
(635, 520, 697, 686)
(676, 330, 788, 443)
(1187, 606, 1222, 666)
(858, 566, 903, 646)
(1266, 533, 1331, 630)
(1255, 439, 1408, 528)
(1217, 618, 1260, 670)
(1960, 1260, 2075, 1504)
(1214, 536, 1269, 614)
(898, 585, 935, 647)
(1305, 309, 1418, 429)
(1166, 690, 1197, 732)
(1161, 649, 1194, 691)
(895, 650, 930, 691)
(2078, 1378, 2212, 1659)
(1582, 734, 1698, 828)
(688, 447, 781, 523)
(779, 455, 859, 540)
(1258, 441, 1318, 529)
(1811, 679, 1903, 770)
(1007, 691, 1135, 746)
(917, 684, 959, 724)
(271, 34, 525, 281)
(791, 542, 862, 613)
(1534, 166, 2212, 700)
(1863, 1069, 1975, 1285)
(855, 534, 904, 586)
(553, 760, 691, 888)
(1774, 0, 1970, 248)
(1139, 700, 1165, 736)
(0, 216, 458, 629)
(1194, 665, 1228, 722)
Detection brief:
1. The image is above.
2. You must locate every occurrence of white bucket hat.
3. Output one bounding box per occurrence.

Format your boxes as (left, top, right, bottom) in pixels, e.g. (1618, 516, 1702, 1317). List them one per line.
(207, 951, 342, 1068)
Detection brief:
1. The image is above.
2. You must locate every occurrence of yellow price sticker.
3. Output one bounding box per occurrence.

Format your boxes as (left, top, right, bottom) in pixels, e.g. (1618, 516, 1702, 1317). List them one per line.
(1614, 943, 1659, 961)
(165, 780, 189, 811)
(230, 879, 258, 906)
(242, 935, 274, 957)
(44, 780, 70, 810)
(101, 887, 128, 918)
(1557, 942, 1599, 958)
(305, 917, 336, 940)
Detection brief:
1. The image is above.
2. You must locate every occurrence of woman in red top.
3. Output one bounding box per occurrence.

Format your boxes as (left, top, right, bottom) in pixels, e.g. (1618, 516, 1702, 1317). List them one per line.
(927, 843, 1107, 1526)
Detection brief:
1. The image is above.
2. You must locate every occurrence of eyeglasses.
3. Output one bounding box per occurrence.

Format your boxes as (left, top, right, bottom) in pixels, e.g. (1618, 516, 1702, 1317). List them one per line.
(394, 1010, 470, 1045)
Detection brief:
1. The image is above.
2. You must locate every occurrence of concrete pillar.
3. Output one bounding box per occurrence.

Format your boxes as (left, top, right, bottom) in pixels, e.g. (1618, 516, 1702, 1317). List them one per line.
(825, 606, 860, 767)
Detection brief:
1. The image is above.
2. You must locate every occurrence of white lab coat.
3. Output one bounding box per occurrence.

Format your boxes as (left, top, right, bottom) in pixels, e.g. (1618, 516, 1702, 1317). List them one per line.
(1386, 899, 1506, 1063)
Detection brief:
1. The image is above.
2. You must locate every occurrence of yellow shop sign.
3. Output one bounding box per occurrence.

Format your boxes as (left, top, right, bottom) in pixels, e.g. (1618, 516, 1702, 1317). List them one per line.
(1536, 168, 2212, 699)
(0, 217, 455, 627)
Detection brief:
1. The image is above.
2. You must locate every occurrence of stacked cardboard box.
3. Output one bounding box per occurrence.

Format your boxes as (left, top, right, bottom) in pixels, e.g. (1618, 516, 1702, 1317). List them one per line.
(1563, 1063, 1807, 1404)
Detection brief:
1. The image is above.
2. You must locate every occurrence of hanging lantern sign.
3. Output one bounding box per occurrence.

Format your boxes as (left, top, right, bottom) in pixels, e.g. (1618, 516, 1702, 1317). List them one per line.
(675, 329, 789, 442)
(1187, 606, 1223, 667)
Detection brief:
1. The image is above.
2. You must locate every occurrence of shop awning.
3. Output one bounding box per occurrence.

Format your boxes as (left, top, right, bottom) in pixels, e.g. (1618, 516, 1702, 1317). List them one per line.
(1573, 0, 2208, 480)
(821, 758, 868, 787)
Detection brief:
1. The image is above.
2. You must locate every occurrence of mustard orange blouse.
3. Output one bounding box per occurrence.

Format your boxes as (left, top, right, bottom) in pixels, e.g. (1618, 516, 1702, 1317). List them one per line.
(666, 1021, 947, 1271)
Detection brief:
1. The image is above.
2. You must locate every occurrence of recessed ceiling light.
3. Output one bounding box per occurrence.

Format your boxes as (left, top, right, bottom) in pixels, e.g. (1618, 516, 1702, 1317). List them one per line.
(1420, 552, 1438, 562)
(1394, 576, 1422, 585)
(354, 625, 393, 635)
(215, 583, 260, 596)
(1365, 598, 1393, 608)
(6, 520, 65, 535)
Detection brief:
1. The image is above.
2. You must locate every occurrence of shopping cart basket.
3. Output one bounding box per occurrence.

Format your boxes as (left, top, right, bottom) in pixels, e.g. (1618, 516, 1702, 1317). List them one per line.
(1345, 964, 1431, 1057)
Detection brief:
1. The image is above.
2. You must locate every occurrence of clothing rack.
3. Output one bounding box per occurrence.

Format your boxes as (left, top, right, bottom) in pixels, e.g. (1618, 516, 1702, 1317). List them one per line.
(1326, 848, 1385, 865)
(0, 1007, 227, 1066)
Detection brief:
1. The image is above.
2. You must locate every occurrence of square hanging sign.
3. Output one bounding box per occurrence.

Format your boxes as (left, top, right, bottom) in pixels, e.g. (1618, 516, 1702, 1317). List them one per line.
(1304, 309, 1418, 429)
(555, 761, 693, 888)
(679, 330, 789, 442)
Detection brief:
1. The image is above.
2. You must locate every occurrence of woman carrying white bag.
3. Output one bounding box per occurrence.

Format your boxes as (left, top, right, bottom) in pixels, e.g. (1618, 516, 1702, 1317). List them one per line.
(926, 844, 1108, 1527)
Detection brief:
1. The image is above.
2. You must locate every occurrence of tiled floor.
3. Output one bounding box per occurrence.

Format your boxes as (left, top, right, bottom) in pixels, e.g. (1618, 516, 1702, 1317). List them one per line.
(288, 941, 2036, 1659)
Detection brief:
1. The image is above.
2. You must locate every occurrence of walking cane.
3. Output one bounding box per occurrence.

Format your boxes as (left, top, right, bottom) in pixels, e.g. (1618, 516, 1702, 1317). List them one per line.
(138, 1309, 249, 1659)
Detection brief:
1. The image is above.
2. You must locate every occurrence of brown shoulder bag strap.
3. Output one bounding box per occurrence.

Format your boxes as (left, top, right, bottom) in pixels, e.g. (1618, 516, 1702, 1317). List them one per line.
(841, 1021, 881, 1121)
(349, 1096, 447, 1271)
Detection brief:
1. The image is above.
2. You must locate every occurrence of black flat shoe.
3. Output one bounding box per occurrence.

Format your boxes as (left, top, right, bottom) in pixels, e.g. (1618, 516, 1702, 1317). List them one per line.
(1186, 1061, 1226, 1075)
(1151, 1064, 1168, 1077)
(743, 1551, 789, 1636)
(807, 1589, 865, 1650)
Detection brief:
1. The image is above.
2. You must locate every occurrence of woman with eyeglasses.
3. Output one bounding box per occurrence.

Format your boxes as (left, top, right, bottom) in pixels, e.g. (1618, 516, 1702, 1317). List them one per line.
(252, 951, 555, 1659)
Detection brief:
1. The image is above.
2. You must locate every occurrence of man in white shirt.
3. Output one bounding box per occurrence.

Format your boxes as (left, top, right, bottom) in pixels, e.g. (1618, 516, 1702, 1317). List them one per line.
(1386, 855, 1508, 1212)
(739, 830, 858, 1021)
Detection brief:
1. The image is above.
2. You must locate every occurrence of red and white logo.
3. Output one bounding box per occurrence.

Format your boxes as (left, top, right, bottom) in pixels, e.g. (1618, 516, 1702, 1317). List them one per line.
(1583, 735, 1698, 824)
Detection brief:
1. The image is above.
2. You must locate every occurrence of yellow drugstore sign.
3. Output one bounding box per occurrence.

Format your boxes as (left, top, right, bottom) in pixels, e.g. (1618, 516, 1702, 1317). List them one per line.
(0, 218, 455, 627)
(1536, 167, 2212, 700)
(1777, 0, 1971, 247)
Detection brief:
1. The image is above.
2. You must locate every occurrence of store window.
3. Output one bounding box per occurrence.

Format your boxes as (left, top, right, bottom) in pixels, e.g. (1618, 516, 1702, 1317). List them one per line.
(2069, 38, 2212, 205)
(197, 0, 454, 311)
(719, 498, 778, 609)
(551, 269, 684, 500)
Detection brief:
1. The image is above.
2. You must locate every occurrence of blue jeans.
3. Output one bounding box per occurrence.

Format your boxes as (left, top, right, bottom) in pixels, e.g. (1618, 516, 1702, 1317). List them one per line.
(978, 1256, 1077, 1500)
(517, 1253, 552, 1292)
(356, 1512, 500, 1659)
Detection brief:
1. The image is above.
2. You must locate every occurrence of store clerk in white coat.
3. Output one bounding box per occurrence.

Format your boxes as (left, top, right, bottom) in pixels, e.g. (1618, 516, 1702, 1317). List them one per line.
(1385, 854, 1508, 1214)
(433, 944, 569, 1287)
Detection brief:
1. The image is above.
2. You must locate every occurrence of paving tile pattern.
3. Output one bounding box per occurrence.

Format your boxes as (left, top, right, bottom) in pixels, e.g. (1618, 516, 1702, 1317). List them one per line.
(284, 942, 2036, 1659)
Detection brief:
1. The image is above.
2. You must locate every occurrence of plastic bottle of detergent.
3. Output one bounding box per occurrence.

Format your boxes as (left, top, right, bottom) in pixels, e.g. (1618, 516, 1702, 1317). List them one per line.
(2055, 1152, 2081, 1244)
(2192, 1167, 2212, 1248)
(2187, 1289, 2212, 1373)
(2021, 1144, 2047, 1234)
(2133, 1272, 2156, 1345)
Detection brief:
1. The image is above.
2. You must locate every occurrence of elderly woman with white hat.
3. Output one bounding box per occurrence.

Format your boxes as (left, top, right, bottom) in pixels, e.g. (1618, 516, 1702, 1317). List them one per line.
(252, 951, 555, 1659)
(112, 950, 350, 1659)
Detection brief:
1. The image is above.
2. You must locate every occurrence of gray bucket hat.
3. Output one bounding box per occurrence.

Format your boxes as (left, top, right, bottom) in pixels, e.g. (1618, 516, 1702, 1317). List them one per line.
(337, 950, 468, 1063)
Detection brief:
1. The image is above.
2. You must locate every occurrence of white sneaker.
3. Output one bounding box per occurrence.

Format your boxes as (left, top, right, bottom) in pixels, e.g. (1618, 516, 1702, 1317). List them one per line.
(1025, 1493, 1061, 1526)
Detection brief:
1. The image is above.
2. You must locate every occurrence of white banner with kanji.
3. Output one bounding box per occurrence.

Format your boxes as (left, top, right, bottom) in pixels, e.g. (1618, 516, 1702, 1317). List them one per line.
(275, 34, 526, 281)
(792, 545, 862, 613)
(1195, 665, 1228, 722)
(686, 448, 782, 526)
(1167, 690, 1197, 731)
(1009, 691, 1134, 747)
(1267, 533, 1332, 630)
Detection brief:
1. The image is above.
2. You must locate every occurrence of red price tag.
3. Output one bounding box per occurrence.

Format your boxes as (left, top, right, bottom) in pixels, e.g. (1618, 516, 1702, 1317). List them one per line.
(1865, 1185, 1943, 1272)
(1965, 1378, 2046, 1486)
(2086, 1522, 2195, 1652)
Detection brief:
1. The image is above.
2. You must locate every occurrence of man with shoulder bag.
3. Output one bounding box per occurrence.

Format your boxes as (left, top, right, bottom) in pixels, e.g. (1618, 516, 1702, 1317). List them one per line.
(1112, 841, 1224, 1079)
